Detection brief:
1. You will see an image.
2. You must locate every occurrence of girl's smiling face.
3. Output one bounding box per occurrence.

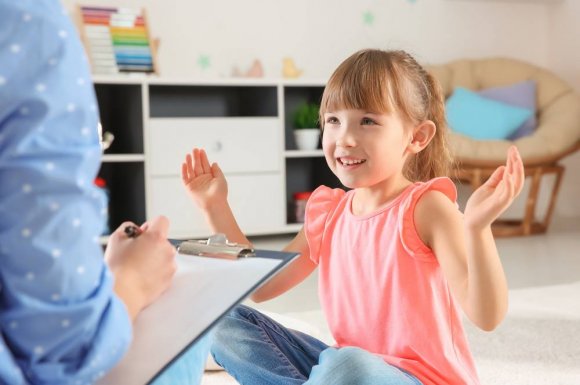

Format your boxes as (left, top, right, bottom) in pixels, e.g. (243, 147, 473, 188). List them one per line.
(322, 108, 413, 190)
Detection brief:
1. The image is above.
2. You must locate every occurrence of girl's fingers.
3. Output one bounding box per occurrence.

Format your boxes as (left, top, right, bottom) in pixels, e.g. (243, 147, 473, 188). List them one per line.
(211, 162, 224, 178)
(181, 162, 188, 183)
(501, 166, 515, 202)
(505, 146, 524, 198)
(200, 149, 212, 174)
(506, 146, 515, 174)
(484, 166, 506, 189)
(186, 152, 195, 178)
(182, 148, 215, 185)
(512, 147, 525, 196)
(192, 148, 203, 176)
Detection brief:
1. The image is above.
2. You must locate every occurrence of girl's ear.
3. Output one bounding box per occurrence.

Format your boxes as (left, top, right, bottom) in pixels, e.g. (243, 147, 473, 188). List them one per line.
(408, 120, 436, 154)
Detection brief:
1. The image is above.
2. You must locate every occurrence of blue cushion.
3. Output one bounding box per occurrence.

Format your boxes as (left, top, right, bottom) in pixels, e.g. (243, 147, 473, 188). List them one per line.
(446, 88, 533, 140)
(478, 80, 537, 140)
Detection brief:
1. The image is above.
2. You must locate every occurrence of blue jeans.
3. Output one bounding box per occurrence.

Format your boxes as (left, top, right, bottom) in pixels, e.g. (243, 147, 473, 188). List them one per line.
(150, 332, 211, 385)
(211, 305, 423, 385)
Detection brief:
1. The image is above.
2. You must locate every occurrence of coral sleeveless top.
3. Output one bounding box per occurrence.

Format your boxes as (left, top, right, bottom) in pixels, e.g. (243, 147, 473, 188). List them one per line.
(304, 178, 479, 385)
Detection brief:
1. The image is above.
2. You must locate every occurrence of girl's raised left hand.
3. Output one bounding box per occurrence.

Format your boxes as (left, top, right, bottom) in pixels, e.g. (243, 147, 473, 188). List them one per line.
(181, 148, 228, 210)
(464, 146, 525, 232)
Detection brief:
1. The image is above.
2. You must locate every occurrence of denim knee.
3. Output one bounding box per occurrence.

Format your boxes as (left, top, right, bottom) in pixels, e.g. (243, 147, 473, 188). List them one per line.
(212, 305, 254, 342)
(324, 347, 403, 378)
(319, 347, 376, 372)
(307, 347, 422, 385)
(210, 305, 255, 363)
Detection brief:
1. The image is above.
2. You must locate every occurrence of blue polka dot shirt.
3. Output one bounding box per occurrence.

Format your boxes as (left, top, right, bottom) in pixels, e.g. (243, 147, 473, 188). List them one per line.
(0, 1, 132, 384)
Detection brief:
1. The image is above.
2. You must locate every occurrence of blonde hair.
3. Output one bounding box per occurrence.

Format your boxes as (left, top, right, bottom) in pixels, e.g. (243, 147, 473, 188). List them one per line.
(320, 49, 453, 182)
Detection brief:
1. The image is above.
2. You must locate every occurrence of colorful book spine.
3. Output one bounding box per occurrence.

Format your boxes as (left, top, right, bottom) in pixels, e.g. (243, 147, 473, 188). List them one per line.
(80, 6, 155, 74)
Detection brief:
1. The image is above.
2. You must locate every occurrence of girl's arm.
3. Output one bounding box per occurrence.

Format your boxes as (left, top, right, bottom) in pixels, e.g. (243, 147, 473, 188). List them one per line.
(182, 148, 316, 302)
(251, 229, 316, 302)
(415, 146, 524, 331)
(182, 148, 248, 245)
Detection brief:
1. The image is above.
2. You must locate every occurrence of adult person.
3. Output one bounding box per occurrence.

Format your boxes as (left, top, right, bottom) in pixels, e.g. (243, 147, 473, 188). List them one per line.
(0, 1, 209, 384)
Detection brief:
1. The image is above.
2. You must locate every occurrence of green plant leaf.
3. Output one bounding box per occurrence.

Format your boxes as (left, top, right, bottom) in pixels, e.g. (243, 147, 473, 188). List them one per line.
(293, 102, 320, 129)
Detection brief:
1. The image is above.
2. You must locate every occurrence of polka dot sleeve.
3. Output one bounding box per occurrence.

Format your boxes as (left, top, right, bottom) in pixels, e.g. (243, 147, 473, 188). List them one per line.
(0, 2, 131, 384)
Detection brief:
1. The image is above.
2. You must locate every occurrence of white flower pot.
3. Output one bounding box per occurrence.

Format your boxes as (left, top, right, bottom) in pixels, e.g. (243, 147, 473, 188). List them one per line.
(294, 129, 320, 151)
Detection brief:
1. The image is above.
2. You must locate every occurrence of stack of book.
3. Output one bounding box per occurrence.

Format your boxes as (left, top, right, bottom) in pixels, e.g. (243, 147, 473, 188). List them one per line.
(79, 6, 156, 74)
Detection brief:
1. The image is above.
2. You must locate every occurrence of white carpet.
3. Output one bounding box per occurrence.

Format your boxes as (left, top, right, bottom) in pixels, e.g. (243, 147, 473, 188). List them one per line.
(465, 281, 580, 385)
(202, 281, 580, 385)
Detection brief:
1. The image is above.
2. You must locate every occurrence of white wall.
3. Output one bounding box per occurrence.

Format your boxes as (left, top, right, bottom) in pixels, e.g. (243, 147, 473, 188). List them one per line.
(547, 1, 580, 218)
(65, 0, 552, 79)
(548, 1, 580, 92)
(65, 0, 579, 218)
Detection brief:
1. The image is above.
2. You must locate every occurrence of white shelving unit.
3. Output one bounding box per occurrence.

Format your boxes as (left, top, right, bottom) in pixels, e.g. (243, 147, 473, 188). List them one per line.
(94, 77, 338, 239)
(102, 154, 146, 162)
(285, 149, 325, 158)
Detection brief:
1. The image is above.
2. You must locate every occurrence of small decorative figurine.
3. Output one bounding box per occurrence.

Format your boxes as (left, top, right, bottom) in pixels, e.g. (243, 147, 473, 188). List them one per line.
(232, 59, 264, 78)
(282, 57, 303, 79)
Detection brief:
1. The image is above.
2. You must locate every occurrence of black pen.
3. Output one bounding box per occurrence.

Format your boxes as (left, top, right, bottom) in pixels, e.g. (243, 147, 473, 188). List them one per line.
(124, 225, 143, 238)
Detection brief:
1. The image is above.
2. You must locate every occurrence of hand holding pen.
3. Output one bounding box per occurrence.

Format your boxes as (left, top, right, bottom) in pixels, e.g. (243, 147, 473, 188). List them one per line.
(104, 217, 177, 321)
(124, 224, 143, 238)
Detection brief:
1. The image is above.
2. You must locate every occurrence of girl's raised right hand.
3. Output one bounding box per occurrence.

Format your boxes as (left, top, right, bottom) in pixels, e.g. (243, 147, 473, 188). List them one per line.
(464, 146, 525, 232)
(181, 148, 228, 210)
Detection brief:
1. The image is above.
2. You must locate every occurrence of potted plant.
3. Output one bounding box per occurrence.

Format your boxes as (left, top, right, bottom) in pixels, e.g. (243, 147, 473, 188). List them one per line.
(293, 102, 321, 151)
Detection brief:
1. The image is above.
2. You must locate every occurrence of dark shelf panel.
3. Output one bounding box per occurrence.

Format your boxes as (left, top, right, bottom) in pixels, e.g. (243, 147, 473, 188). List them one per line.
(97, 162, 146, 234)
(94, 84, 144, 154)
(149, 85, 278, 117)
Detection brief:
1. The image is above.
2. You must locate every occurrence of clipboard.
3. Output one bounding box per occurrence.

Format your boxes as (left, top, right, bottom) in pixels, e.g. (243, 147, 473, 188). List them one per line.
(97, 234, 299, 385)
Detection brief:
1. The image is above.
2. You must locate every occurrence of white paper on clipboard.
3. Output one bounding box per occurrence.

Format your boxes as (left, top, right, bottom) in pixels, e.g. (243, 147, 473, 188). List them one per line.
(97, 247, 299, 385)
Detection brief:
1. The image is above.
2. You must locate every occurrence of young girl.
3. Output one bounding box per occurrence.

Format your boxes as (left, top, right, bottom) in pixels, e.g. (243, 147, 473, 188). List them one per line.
(181, 49, 524, 385)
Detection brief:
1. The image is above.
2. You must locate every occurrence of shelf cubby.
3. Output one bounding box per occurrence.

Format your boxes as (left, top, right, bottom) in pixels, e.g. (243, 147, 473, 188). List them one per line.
(283, 86, 324, 150)
(97, 162, 146, 233)
(149, 85, 278, 117)
(285, 157, 343, 224)
(94, 84, 144, 155)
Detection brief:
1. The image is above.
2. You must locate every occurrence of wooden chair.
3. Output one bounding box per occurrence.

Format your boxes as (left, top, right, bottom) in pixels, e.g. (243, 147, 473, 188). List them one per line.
(455, 143, 578, 236)
(427, 58, 580, 236)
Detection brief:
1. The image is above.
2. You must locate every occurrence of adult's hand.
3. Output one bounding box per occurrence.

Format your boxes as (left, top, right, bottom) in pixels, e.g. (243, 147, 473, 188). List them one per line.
(105, 216, 177, 321)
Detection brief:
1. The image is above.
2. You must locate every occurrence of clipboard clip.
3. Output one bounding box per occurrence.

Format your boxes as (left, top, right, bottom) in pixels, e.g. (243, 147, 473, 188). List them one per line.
(177, 233, 256, 260)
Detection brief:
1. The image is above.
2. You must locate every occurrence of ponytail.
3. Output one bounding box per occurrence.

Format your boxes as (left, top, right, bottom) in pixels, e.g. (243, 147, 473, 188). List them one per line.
(404, 70, 454, 181)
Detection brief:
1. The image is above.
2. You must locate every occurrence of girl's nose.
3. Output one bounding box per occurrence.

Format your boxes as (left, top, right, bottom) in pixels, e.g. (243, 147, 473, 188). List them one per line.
(336, 126, 356, 148)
